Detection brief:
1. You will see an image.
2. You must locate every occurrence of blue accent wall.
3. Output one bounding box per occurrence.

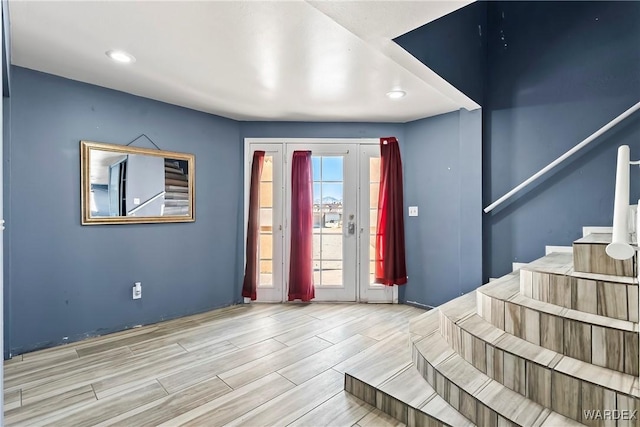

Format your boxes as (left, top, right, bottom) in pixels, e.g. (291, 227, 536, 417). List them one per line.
(4, 66, 243, 356)
(403, 110, 482, 307)
(484, 1, 640, 279)
(394, 1, 487, 105)
(396, 1, 640, 281)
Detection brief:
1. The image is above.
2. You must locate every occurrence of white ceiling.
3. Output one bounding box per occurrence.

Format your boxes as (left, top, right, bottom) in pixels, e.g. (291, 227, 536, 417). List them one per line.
(8, 0, 478, 123)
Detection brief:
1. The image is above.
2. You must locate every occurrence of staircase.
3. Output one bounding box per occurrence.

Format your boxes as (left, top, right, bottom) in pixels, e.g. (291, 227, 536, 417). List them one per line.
(343, 233, 639, 426)
(163, 159, 190, 216)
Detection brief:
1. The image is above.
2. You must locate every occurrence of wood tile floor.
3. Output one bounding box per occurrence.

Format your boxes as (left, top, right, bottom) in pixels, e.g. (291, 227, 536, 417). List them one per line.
(4, 303, 425, 426)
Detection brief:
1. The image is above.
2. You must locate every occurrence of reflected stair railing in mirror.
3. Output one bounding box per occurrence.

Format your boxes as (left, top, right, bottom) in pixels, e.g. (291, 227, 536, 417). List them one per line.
(127, 191, 166, 216)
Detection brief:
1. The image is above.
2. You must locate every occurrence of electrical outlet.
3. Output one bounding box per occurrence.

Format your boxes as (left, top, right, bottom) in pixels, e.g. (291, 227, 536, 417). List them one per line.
(408, 206, 418, 217)
(133, 282, 142, 299)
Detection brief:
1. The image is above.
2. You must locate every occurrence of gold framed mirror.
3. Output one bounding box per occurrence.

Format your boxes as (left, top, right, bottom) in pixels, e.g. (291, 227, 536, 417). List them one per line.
(81, 140, 195, 225)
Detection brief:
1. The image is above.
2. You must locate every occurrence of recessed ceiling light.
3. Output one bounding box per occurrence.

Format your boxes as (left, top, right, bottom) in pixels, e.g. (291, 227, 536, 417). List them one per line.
(106, 50, 136, 64)
(386, 90, 406, 99)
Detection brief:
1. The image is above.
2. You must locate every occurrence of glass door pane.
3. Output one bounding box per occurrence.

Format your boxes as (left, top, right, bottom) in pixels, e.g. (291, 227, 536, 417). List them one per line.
(248, 144, 283, 302)
(286, 144, 357, 302)
(312, 156, 344, 287)
(368, 157, 380, 286)
(259, 155, 274, 287)
(359, 145, 394, 303)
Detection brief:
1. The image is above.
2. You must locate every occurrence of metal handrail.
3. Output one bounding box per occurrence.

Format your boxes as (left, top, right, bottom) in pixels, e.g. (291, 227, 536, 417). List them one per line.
(127, 191, 166, 215)
(484, 101, 640, 213)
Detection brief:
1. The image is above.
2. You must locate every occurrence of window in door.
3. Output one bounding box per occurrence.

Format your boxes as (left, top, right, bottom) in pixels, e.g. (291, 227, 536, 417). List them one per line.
(368, 156, 380, 285)
(312, 156, 344, 287)
(259, 155, 274, 287)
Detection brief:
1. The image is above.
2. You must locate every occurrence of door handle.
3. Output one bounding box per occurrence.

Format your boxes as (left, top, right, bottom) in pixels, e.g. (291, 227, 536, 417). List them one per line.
(348, 222, 356, 235)
(347, 214, 355, 235)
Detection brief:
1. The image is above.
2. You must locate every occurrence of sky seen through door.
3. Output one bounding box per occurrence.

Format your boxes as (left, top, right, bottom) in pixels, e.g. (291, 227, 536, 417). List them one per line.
(312, 156, 343, 203)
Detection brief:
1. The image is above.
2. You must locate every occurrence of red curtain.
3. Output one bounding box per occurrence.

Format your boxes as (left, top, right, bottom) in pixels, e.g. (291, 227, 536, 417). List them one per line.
(288, 151, 315, 301)
(242, 151, 265, 300)
(375, 137, 408, 285)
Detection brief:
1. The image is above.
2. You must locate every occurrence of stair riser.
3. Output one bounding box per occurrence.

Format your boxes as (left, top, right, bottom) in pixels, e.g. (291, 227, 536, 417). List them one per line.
(345, 374, 449, 427)
(437, 312, 639, 425)
(574, 242, 636, 277)
(413, 345, 640, 426)
(477, 292, 639, 376)
(520, 269, 639, 322)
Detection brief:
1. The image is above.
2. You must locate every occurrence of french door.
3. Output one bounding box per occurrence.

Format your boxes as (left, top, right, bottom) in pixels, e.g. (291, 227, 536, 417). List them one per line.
(245, 139, 396, 303)
(359, 145, 397, 303)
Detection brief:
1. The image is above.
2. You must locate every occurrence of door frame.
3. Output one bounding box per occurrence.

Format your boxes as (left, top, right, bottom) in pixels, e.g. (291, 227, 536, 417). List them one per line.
(243, 138, 398, 303)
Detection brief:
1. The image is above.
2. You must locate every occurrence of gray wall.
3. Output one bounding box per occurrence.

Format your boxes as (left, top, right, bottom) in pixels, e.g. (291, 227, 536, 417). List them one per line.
(403, 109, 482, 307)
(4, 66, 243, 356)
(125, 154, 165, 217)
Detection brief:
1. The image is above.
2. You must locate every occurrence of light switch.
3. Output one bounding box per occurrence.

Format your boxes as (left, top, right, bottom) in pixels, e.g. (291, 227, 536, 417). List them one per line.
(408, 206, 418, 217)
(133, 198, 141, 205)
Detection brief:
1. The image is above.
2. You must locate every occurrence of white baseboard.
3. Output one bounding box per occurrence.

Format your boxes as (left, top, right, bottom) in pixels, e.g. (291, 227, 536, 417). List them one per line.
(545, 245, 573, 255)
(512, 262, 527, 271)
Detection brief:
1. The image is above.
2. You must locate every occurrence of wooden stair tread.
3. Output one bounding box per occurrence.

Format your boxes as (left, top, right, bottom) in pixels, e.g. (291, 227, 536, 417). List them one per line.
(522, 252, 574, 275)
(574, 233, 615, 245)
(478, 273, 520, 301)
(418, 394, 476, 427)
(378, 366, 436, 409)
(510, 293, 636, 331)
(479, 273, 637, 332)
(413, 332, 582, 426)
(450, 311, 638, 396)
(436, 292, 476, 323)
(555, 356, 637, 396)
(522, 251, 638, 285)
(378, 366, 475, 427)
(457, 314, 557, 367)
(408, 309, 439, 338)
(336, 332, 412, 386)
(341, 331, 475, 427)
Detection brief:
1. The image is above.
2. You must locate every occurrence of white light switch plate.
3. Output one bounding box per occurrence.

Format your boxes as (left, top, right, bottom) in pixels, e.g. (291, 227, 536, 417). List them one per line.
(133, 198, 141, 205)
(408, 206, 418, 217)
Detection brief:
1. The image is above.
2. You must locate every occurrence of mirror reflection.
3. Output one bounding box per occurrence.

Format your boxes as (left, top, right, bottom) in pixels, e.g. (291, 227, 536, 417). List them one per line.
(81, 141, 195, 225)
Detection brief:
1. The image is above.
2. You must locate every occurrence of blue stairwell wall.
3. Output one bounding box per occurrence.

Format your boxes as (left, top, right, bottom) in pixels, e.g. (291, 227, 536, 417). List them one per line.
(484, 1, 640, 280)
(403, 109, 482, 307)
(394, 1, 487, 106)
(396, 1, 640, 281)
